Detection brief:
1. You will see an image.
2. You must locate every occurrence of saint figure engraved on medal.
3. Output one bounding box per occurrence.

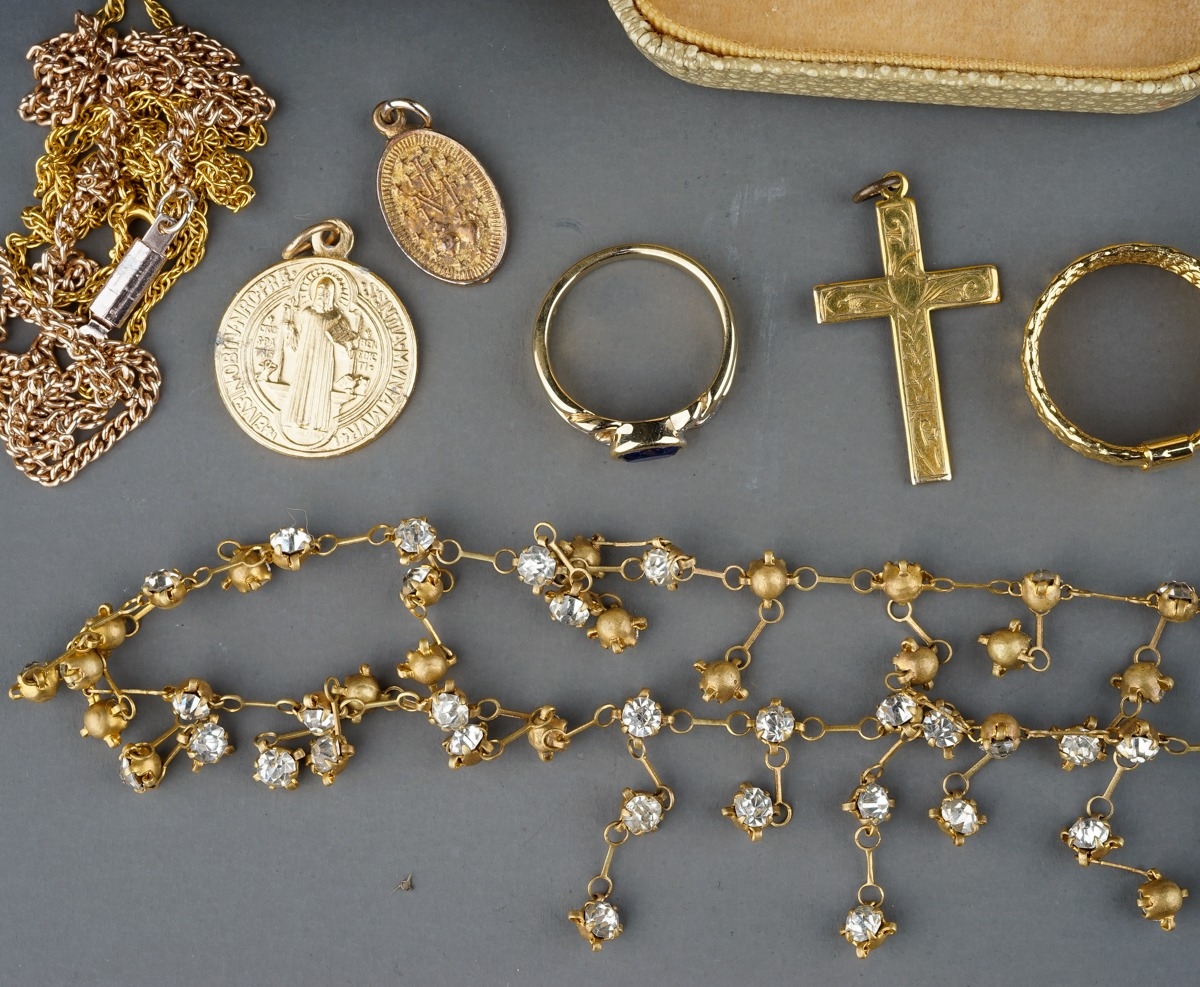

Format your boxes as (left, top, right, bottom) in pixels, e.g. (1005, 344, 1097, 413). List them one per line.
(373, 99, 507, 285)
(215, 220, 417, 457)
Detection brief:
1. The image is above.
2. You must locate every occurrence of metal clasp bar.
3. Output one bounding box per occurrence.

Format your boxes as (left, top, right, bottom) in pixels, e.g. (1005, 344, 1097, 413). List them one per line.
(77, 187, 195, 340)
(1140, 434, 1198, 470)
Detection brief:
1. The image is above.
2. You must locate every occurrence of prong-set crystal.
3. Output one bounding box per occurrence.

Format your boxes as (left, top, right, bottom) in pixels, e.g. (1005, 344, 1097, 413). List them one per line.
(10, 520, 1198, 956)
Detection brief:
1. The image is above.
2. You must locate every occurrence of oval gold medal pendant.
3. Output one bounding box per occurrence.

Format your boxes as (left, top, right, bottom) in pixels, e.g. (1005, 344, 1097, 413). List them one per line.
(373, 99, 507, 285)
(214, 220, 418, 458)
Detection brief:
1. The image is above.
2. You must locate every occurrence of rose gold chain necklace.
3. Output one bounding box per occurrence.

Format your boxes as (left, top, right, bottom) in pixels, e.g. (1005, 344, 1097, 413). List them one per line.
(0, 0, 273, 485)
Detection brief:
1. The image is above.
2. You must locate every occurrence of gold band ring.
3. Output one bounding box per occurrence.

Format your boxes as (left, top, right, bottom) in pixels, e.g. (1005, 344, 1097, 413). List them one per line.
(1023, 242, 1200, 469)
(533, 244, 738, 462)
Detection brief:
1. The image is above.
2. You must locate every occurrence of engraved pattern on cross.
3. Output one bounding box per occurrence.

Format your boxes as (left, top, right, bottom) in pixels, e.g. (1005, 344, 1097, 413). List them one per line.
(813, 175, 1000, 484)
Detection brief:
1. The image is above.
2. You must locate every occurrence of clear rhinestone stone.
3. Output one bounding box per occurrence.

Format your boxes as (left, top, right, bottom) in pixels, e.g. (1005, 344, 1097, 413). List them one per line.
(877, 693, 917, 728)
(732, 785, 773, 829)
(403, 564, 433, 595)
(755, 702, 795, 744)
(621, 793, 663, 835)
(923, 709, 962, 748)
(1067, 816, 1111, 850)
(1059, 733, 1101, 766)
(516, 546, 557, 587)
(255, 748, 298, 788)
(844, 905, 883, 942)
(984, 738, 1017, 758)
(310, 735, 343, 773)
(300, 707, 336, 735)
(448, 723, 485, 755)
(548, 593, 589, 626)
(1159, 580, 1197, 602)
(856, 783, 891, 821)
(582, 900, 620, 940)
(269, 526, 312, 557)
(1116, 734, 1159, 764)
(143, 569, 181, 594)
(119, 756, 146, 792)
(172, 691, 210, 723)
(431, 692, 469, 731)
(642, 548, 677, 586)
(189, 723, 231, 764)
(941, 797, 980, 835)
(396, 518, 436, 555)
(621, 696, 663, 738)
(1029, 568, 1058, 583)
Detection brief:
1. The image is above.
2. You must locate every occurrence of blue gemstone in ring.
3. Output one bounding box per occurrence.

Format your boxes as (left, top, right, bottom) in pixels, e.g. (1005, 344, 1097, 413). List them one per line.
(620, 447, 680, 463)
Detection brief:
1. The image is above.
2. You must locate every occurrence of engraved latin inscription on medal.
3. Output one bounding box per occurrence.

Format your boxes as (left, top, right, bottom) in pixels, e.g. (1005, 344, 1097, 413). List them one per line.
(215, 258, 416, 457)
(378, 129, 506, 285)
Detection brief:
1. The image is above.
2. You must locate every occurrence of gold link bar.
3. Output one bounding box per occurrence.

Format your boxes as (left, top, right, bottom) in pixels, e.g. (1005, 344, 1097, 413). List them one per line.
(1100, 765, 1127, 804)
(742, 616, 769, 653)
(598, 841, 618, 883)
(1064, 587, 1156, 606)
(636, 752, 666, 791)
(492, 722, 533, 752)
(961, 753, 992, 783)
(455, 549, 504, 564)
(1094, 860, 1153, 878)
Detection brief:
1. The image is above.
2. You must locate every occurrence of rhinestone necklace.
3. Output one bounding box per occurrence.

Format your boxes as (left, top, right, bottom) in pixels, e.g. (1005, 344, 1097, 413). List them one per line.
(10, 518, 1196, 952)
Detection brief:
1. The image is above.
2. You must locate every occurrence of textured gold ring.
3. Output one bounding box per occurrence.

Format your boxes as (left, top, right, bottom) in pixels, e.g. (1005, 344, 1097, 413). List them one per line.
(533, 244, 737, 462)
(1023, 242, 1200, 469)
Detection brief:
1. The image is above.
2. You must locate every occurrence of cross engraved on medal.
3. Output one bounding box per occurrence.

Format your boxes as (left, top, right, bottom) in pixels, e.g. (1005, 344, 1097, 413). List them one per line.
(813, 173, 1000, 484)
(214, 220, 418, 458)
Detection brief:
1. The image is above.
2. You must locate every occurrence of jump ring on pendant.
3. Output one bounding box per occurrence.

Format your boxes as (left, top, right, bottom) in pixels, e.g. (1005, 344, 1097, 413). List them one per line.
(852, 172, 907, 203)
(281, 219, 354, 261)
(372, 98, 432, 137)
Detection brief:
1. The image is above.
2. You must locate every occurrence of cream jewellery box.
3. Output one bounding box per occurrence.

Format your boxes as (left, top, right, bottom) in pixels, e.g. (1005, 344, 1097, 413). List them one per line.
(609, 0, 1200, 112)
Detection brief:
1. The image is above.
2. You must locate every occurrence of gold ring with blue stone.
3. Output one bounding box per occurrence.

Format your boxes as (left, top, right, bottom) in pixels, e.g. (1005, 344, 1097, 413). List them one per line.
(533, 243, 738, 462)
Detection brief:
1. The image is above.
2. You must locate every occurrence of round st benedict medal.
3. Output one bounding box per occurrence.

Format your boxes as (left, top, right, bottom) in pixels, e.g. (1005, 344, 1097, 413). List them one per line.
(215, 220, 417, 457)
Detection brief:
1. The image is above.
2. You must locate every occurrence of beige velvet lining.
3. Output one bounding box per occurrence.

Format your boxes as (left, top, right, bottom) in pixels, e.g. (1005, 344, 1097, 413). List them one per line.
(635, 0, 1200, 79)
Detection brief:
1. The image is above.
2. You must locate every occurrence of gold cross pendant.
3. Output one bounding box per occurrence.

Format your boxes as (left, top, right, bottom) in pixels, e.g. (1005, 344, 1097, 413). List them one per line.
(813, 173, 1000, 484)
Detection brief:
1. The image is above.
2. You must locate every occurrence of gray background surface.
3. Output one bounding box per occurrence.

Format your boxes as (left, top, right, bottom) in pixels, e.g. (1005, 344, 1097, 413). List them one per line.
(2, 2, 1198, 984)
